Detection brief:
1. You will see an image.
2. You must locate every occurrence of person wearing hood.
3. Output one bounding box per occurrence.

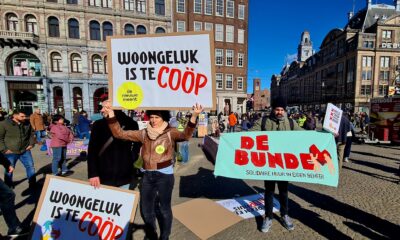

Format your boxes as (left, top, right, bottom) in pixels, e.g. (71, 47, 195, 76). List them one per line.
(250, 97, 301, 233)
(101, 102, 202, 240)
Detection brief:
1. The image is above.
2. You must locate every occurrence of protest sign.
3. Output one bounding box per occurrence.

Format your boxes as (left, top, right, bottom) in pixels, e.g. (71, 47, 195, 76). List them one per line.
(46, 139, 88, 156)
(214, 131, 339, 187)
(216, 194, 280, 219)
(107, 32, 216, 110)
(31, 175, 139, 240)
(323, 103, 343, 135)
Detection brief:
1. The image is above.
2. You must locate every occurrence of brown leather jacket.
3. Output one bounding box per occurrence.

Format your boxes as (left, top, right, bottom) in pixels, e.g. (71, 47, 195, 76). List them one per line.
(107, 117, 196, 170)
(30, 112, 45, 131)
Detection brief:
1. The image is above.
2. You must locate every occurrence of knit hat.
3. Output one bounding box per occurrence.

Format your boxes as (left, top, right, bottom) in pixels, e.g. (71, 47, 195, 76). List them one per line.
(272, 97, 287, 109)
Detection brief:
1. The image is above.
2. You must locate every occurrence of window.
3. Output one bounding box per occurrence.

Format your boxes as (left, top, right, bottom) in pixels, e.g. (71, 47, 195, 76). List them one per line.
(89, 0, 101, 7)
(205, 0, 213, 15)
(92, 55, 103, 74)
(177, 0, 185, 13)
(215, 49, 223, 65)
(226, 49, 234, 66)
(226, 25, 234, 42)
(238, 53, 244, 67)
(205, 22, 213, 31)
(360, 85, 371, 95)
(216, 0, 224, 16)
(68, 18, 80, 39)
(155, 0, 165, 15)
(155, 27, 166, 33)
(226, 0, 234, 18)
(194, 0, 202, 13)
(177, 21, 185, 32)
(238, 4, 245, 19)
(238, 29, 245, 44)
(379, 85, 388, 96)
(47, 0, 57, 2)
(124, 0, 135, 10)
(347, 58, 355, 83)
(71, 53, 82, 73)
(102, 0, 112, 8)
(137, 0, 146, 13)
(137, 25, 146, 34)
(124, 24, 135, 35)
(67, 0, 77, 4)
(51, 52, 62, 72)
(382, 30, 392, 40)
(90, 21, 101, 40)
(6, 13, 19, 31)
(215, 24, 223, 41)
(104, 56, 108, 74)
(363, 41, 374, 48)
(25, 15, 38, 34)
(102, 22, 113, 40)
(48, 17, 60, 37)
(337, 62, 344, 84)
(362, 56, 372, 81)
(237, 77, 243, 90)
(380, 56, 390, 68)
(194, 21, 202, 31)
(226, 74, 233, 89)
(379, 71, 390, 83)
(216, 73, 223, 89)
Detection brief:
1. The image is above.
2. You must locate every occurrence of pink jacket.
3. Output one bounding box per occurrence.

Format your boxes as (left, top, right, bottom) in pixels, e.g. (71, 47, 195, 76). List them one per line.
(49, 124, 74, 147)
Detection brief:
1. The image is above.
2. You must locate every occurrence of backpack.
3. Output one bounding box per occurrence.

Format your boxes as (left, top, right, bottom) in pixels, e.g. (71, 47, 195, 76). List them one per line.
(261, 116, 294, 131)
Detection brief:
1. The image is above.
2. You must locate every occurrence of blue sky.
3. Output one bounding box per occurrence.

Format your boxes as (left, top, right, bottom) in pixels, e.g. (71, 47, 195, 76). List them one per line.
(247, 0, 395, 93)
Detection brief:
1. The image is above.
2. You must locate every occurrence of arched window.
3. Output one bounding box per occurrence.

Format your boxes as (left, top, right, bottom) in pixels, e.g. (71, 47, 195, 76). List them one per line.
(102, 22, 113, 40)
(7, 51, 41, 76)
(73, 87, 83, 112)
(53, 86, 64, 111)
(25, 15, 37, 34)
(155, 27, 165, 34)
(48, 16, 60, 37)
(92, 55, 103, 74)
(137, 25, 146, 35)
(93, 87, 108, 113)
(51, 52, 62, 72)
(89, 20, 101, 40)
(155, 0, 165, 15)
(70, 53, 82, 73)
(6, 13, 18, 31)
(68, 18, 80, 39)
(124, 24, 135, 35)
(104, 56, 108, 74)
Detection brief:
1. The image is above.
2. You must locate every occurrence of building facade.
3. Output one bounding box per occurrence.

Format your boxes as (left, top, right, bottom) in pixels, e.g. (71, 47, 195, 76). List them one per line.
(0, 0, 172, 120)
(271, 0, 400, 113)
(173, 0, 249, 114)
(251, 78, 269, 111)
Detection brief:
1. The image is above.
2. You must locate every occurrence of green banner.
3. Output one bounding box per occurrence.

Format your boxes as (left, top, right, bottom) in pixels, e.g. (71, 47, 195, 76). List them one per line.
(214, 131, 339, 187)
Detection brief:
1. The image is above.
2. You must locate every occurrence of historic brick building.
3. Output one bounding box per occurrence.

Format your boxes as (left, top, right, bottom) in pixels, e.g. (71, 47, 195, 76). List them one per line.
(271, 0, 400, 112)
(251, 78, 270, 111)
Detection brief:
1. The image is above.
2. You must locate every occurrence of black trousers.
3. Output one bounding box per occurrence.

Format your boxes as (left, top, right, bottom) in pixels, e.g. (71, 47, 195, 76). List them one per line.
(140, 171, 174, 240)
(264, 181, 289, 218)
(0, 178, 21, 234)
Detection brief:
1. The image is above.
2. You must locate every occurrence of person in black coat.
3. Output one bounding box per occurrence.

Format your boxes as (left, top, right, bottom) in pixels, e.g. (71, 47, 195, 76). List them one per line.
(87, 101, 140, 188)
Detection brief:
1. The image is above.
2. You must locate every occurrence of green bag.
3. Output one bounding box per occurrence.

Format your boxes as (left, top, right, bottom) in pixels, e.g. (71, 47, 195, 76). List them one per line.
(134, 156, 143, 169)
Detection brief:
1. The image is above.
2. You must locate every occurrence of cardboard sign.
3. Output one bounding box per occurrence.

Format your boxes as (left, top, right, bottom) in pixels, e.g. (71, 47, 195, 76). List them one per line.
(214, 131, 339, 187)
(46, 140, 88, 156)
(31, 176, 139, 240)
(216, 194, 280, 219)
(107, 32, 216, 110)
(323, 103, 343, 135)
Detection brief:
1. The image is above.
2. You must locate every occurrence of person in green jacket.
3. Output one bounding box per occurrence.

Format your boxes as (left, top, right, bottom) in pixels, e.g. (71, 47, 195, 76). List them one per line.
(0, 109, 36, 195)
(250, 97, 301, 233)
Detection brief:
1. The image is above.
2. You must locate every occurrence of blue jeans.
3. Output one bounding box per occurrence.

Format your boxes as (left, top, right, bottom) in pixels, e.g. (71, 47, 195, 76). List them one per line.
(35, 130, 44, 143)
(179, 141, 189, 164)
(4, 151, 36, 187)
(228, 125, 236, 132)
(79, 131, 90, 140)
(52, 147, 68, 175)
(0, 178, 21, 234)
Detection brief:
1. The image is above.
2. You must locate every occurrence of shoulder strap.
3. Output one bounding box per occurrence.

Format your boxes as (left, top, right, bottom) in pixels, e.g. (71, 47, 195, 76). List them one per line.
(289, 118, 294, 131)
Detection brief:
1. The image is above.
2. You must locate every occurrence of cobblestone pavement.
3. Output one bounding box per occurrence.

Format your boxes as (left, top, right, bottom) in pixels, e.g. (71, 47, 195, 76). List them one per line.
(1, 138, 399, 239)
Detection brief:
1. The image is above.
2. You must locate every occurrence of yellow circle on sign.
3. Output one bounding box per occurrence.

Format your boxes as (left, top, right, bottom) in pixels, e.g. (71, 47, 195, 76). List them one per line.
(117, 82, 144, 109)
(155, 145, 165, 154)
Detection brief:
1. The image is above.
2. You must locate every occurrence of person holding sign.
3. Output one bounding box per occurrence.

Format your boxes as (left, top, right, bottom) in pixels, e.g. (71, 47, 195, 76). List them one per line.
(101, 102, 202, 240)
(251, 97, 302, 233)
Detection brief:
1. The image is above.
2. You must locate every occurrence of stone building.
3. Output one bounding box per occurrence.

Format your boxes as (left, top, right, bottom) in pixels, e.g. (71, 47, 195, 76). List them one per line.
(271, 0, 400, 112)
(173, 0, 249, 114)
(0, 0, 172, 120)
(252, 78, 270, 111)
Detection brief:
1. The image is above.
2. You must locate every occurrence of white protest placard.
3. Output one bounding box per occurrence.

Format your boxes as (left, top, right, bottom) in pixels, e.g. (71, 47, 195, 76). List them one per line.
(107, 32, 216, 110)
(323, 103, 343, 135)
(31, 175, 139, 240)
(216, 194, 280, 219)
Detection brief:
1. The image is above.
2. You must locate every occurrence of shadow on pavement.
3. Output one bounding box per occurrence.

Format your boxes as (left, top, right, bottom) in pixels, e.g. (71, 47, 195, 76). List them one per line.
(343, 166, 399, 184)
(290, 185, 400, 239)
(351, 151, 399, 162)
(179, 167, 258, 199)
(350, 159, 398, 174)
(343, 221, 387, 240)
